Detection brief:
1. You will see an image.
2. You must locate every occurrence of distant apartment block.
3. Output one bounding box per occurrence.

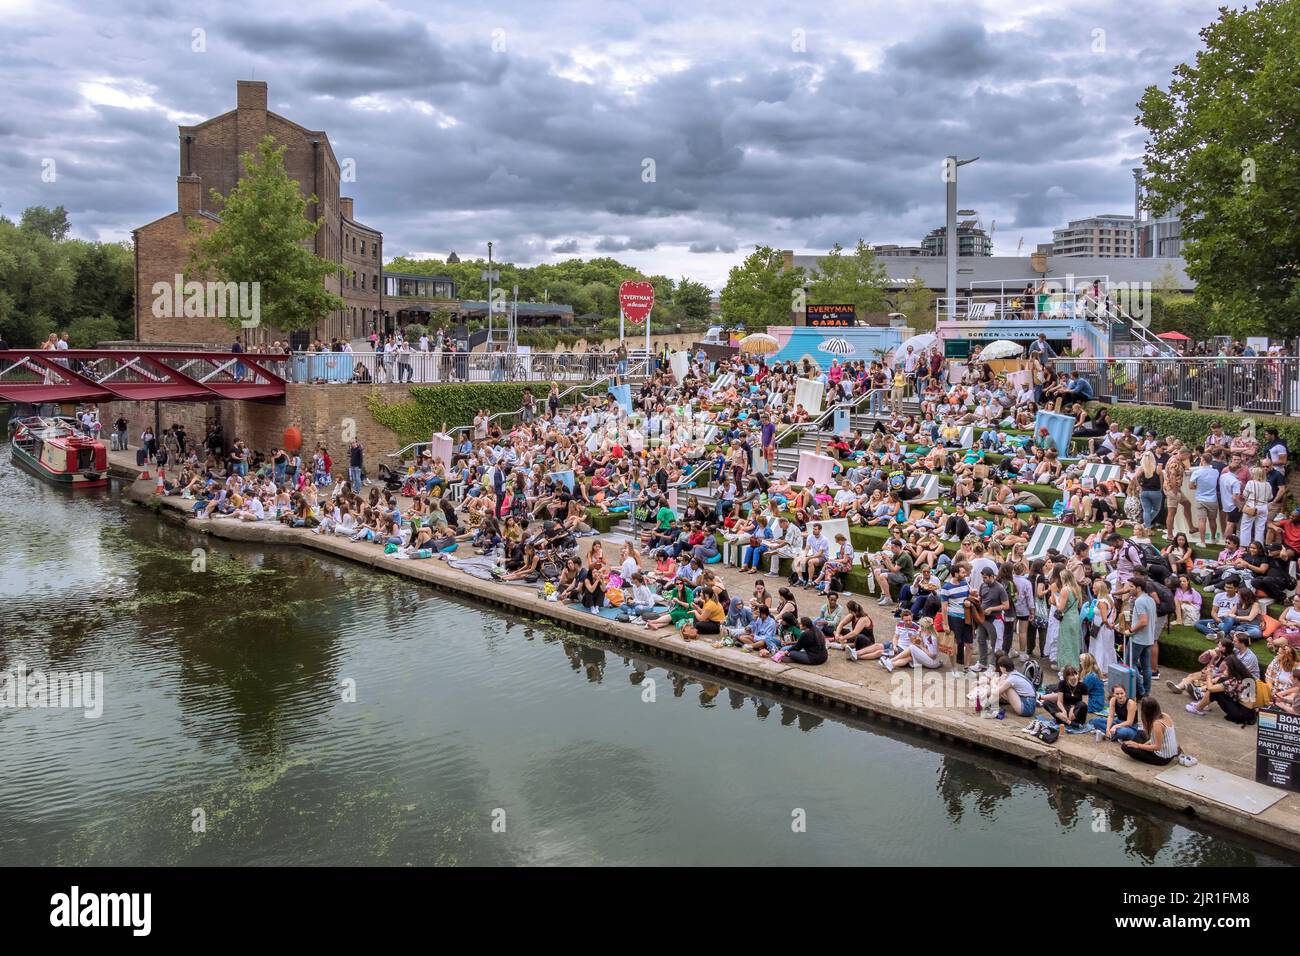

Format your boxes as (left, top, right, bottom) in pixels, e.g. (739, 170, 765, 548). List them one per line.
(1051, 214, 1135, 258)
(920, 220, 993, 257)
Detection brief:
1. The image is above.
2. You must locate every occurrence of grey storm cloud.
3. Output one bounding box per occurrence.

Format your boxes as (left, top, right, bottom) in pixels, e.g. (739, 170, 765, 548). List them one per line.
(0, 0, 1226, 287)
(595, 236, 659, 252)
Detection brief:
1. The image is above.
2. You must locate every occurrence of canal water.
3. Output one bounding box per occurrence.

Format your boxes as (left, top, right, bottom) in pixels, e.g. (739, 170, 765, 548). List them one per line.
(0, 440, 1289, 866)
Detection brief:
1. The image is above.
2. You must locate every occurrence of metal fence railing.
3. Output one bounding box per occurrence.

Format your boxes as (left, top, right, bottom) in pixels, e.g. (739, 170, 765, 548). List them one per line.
(284, 350, 633, 385)
(1053, 356, 1300, 417)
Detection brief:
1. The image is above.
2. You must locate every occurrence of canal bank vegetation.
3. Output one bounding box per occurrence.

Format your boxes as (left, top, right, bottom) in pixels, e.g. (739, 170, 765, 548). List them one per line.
(0, 205, 134, 348)
(367, 383, 543, 448)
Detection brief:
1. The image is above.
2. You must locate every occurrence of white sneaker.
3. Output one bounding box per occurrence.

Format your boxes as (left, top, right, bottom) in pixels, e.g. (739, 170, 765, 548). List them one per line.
(1018, 652, 1028, 662)
(847, 645, 858, 662)
(591, 607, 601, 616)
(877, 597, 892, 606)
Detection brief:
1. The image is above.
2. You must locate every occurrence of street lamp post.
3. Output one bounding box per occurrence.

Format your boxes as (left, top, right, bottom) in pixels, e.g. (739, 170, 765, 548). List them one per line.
(485, 241, 494, 349)
(945, 155, 979, 320)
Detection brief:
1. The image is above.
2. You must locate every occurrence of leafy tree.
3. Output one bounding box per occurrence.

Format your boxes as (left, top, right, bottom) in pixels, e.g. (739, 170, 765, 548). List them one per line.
(892, 271, 935, 332)
(805, 240, 889, 316)
(66, 314, 122, 347)
(720, 246, 805, 331)
(1137, 0, 1300, 336)
(187, 135, 345, 333)
(674, 278, 713, 324)
(20, 205, 72, 242)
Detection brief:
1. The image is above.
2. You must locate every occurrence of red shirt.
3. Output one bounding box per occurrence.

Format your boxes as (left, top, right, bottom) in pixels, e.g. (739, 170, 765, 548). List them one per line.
(1279, 519, 1300, 553)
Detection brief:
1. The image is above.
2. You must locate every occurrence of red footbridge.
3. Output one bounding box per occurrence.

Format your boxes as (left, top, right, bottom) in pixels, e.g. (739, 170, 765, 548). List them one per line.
(0, 349, 289, 405)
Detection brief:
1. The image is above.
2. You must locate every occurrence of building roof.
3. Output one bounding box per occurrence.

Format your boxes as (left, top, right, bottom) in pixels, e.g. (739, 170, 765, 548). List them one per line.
(384, 271, 456, 282)
(459, 300, 575, 316)
(343, 216, 382, 236)
(787, 253, 1194, 289)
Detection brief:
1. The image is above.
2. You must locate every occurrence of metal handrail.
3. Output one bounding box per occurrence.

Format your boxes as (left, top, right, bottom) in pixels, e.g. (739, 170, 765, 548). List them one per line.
(386, 374, 619, 461)
(770, 386, 892, 453)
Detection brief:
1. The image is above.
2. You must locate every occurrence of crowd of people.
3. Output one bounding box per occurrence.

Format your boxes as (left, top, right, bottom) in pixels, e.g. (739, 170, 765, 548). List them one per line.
(106, 333, 1300, 771)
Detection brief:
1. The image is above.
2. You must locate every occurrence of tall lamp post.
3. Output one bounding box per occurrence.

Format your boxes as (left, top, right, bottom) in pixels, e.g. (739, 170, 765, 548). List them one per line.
(945, 155, 979, 320)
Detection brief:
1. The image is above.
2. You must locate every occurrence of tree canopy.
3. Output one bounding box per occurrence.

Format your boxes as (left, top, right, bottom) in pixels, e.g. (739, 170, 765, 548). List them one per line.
(0, 206, 133, 347)
(1137, 0, 1300, 337)
(384, 253, 714, 329)
(805, 240, 889, 316)
(187, 135, 345, 333)
(719, 246, 805, 331)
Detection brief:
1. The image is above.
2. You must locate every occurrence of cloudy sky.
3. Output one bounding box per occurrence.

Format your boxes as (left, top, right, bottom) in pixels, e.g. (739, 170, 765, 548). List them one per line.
(0, 0, 1222, 290)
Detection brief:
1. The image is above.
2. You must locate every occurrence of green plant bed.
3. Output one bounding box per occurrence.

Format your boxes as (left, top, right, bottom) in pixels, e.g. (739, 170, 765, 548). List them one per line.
(585, 510, 620, 534)
(368, 381, 597, 448)
(934, 474, 1065, 506)
(1159, 624, 1276, 673)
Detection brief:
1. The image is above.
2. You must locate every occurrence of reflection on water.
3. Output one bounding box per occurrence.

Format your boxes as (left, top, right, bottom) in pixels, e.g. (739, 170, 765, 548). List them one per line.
(0, 439, 1289, 867)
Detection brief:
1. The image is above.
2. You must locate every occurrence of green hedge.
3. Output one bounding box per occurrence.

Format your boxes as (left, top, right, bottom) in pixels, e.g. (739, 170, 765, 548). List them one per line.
(1098, 403, 1300, 455)
(369, 382, 591, 448)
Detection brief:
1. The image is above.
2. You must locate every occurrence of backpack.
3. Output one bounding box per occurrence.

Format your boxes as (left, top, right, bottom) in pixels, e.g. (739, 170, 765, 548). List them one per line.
(1034, 722, 1060, 744)
(1021, 658, 1044, 692)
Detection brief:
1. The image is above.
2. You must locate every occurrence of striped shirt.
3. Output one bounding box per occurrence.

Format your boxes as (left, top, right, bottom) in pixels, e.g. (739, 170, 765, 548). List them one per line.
(941, 580, 970, 620)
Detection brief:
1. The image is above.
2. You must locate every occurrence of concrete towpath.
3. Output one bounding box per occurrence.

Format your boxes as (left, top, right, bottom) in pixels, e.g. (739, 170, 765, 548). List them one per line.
(106, 447, 1300, 854)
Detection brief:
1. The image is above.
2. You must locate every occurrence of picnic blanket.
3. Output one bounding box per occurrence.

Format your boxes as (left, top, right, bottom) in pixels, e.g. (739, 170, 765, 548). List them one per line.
(569, 603, 668, 621)
(446, 554, 544, 589)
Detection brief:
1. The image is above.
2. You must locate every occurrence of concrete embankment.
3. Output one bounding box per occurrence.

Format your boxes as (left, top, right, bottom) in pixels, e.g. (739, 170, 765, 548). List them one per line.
(108, 448, 1300, 853)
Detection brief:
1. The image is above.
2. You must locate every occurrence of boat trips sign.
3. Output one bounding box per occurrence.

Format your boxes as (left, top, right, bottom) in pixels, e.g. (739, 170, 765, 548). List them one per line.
(1256, 709, 1300, 793)
(619, 281, 655, 325)
(807, 304, 855, 327)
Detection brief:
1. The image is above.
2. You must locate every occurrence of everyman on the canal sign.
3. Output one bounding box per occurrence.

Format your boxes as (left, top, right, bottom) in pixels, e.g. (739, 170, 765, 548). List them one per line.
(807, 304, 855, 327)
(618, 280, 655, 325)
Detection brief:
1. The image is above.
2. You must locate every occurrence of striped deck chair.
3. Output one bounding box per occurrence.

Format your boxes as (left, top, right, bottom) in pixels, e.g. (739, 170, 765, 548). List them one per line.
(959, 426, 975, 449)
(1081, 462, 1122, 487)
(1026, 523, 1075, 560)
(906, 474, 940, 502)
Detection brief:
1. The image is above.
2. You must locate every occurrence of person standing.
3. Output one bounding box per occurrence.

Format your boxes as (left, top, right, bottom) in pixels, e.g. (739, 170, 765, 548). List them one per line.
(1137, 451, 1164, 529)
(973, 566, 1009, 670)
(1120, 578, 1158, 699)
(348, 440, 364, 491)
(1190, 452, 1220, 545)
(231, 336, 245, 383)
(1239, 466, 1273, 546)
(1054, 569, 1084, 671)
(140, 426, 158, 463)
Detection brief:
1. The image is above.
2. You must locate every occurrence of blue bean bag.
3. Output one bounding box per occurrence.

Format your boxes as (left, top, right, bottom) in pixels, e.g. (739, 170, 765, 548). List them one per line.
(705, 552, 722, 564)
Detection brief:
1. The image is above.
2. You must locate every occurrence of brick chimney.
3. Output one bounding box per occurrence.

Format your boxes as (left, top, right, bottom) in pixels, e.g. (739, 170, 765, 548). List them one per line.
(236, 80, 268, 113)
(340, 196, 354, 220)
(178, 175, 202, 216)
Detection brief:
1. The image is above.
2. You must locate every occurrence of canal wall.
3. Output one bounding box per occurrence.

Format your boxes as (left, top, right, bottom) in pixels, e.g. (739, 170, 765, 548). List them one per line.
(102, 382, 410, 460)
(114, 473, 1300, 853)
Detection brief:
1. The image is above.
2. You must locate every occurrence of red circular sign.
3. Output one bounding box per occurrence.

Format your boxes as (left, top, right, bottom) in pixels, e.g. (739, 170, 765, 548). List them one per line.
(618, 280, 655, 325)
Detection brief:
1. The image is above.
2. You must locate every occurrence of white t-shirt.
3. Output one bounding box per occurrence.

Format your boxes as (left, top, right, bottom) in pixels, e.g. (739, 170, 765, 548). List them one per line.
(1218, 470, 1242, 512)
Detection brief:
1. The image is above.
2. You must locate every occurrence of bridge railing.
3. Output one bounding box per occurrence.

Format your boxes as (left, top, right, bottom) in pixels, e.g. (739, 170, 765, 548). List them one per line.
(283, 350, 631, 385)
(1053, 356, 1300, 417)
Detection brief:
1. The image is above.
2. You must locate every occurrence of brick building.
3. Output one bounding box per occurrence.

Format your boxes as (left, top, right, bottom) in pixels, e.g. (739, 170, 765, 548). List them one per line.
(133, 80, 383, 346)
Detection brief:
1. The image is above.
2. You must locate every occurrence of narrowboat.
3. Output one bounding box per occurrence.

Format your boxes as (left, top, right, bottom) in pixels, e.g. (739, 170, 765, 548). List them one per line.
(9, 418, 109, 488)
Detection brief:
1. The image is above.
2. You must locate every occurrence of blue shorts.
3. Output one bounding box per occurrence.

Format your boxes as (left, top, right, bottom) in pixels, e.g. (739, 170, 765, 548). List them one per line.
(1018, 696, 1037, 718)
